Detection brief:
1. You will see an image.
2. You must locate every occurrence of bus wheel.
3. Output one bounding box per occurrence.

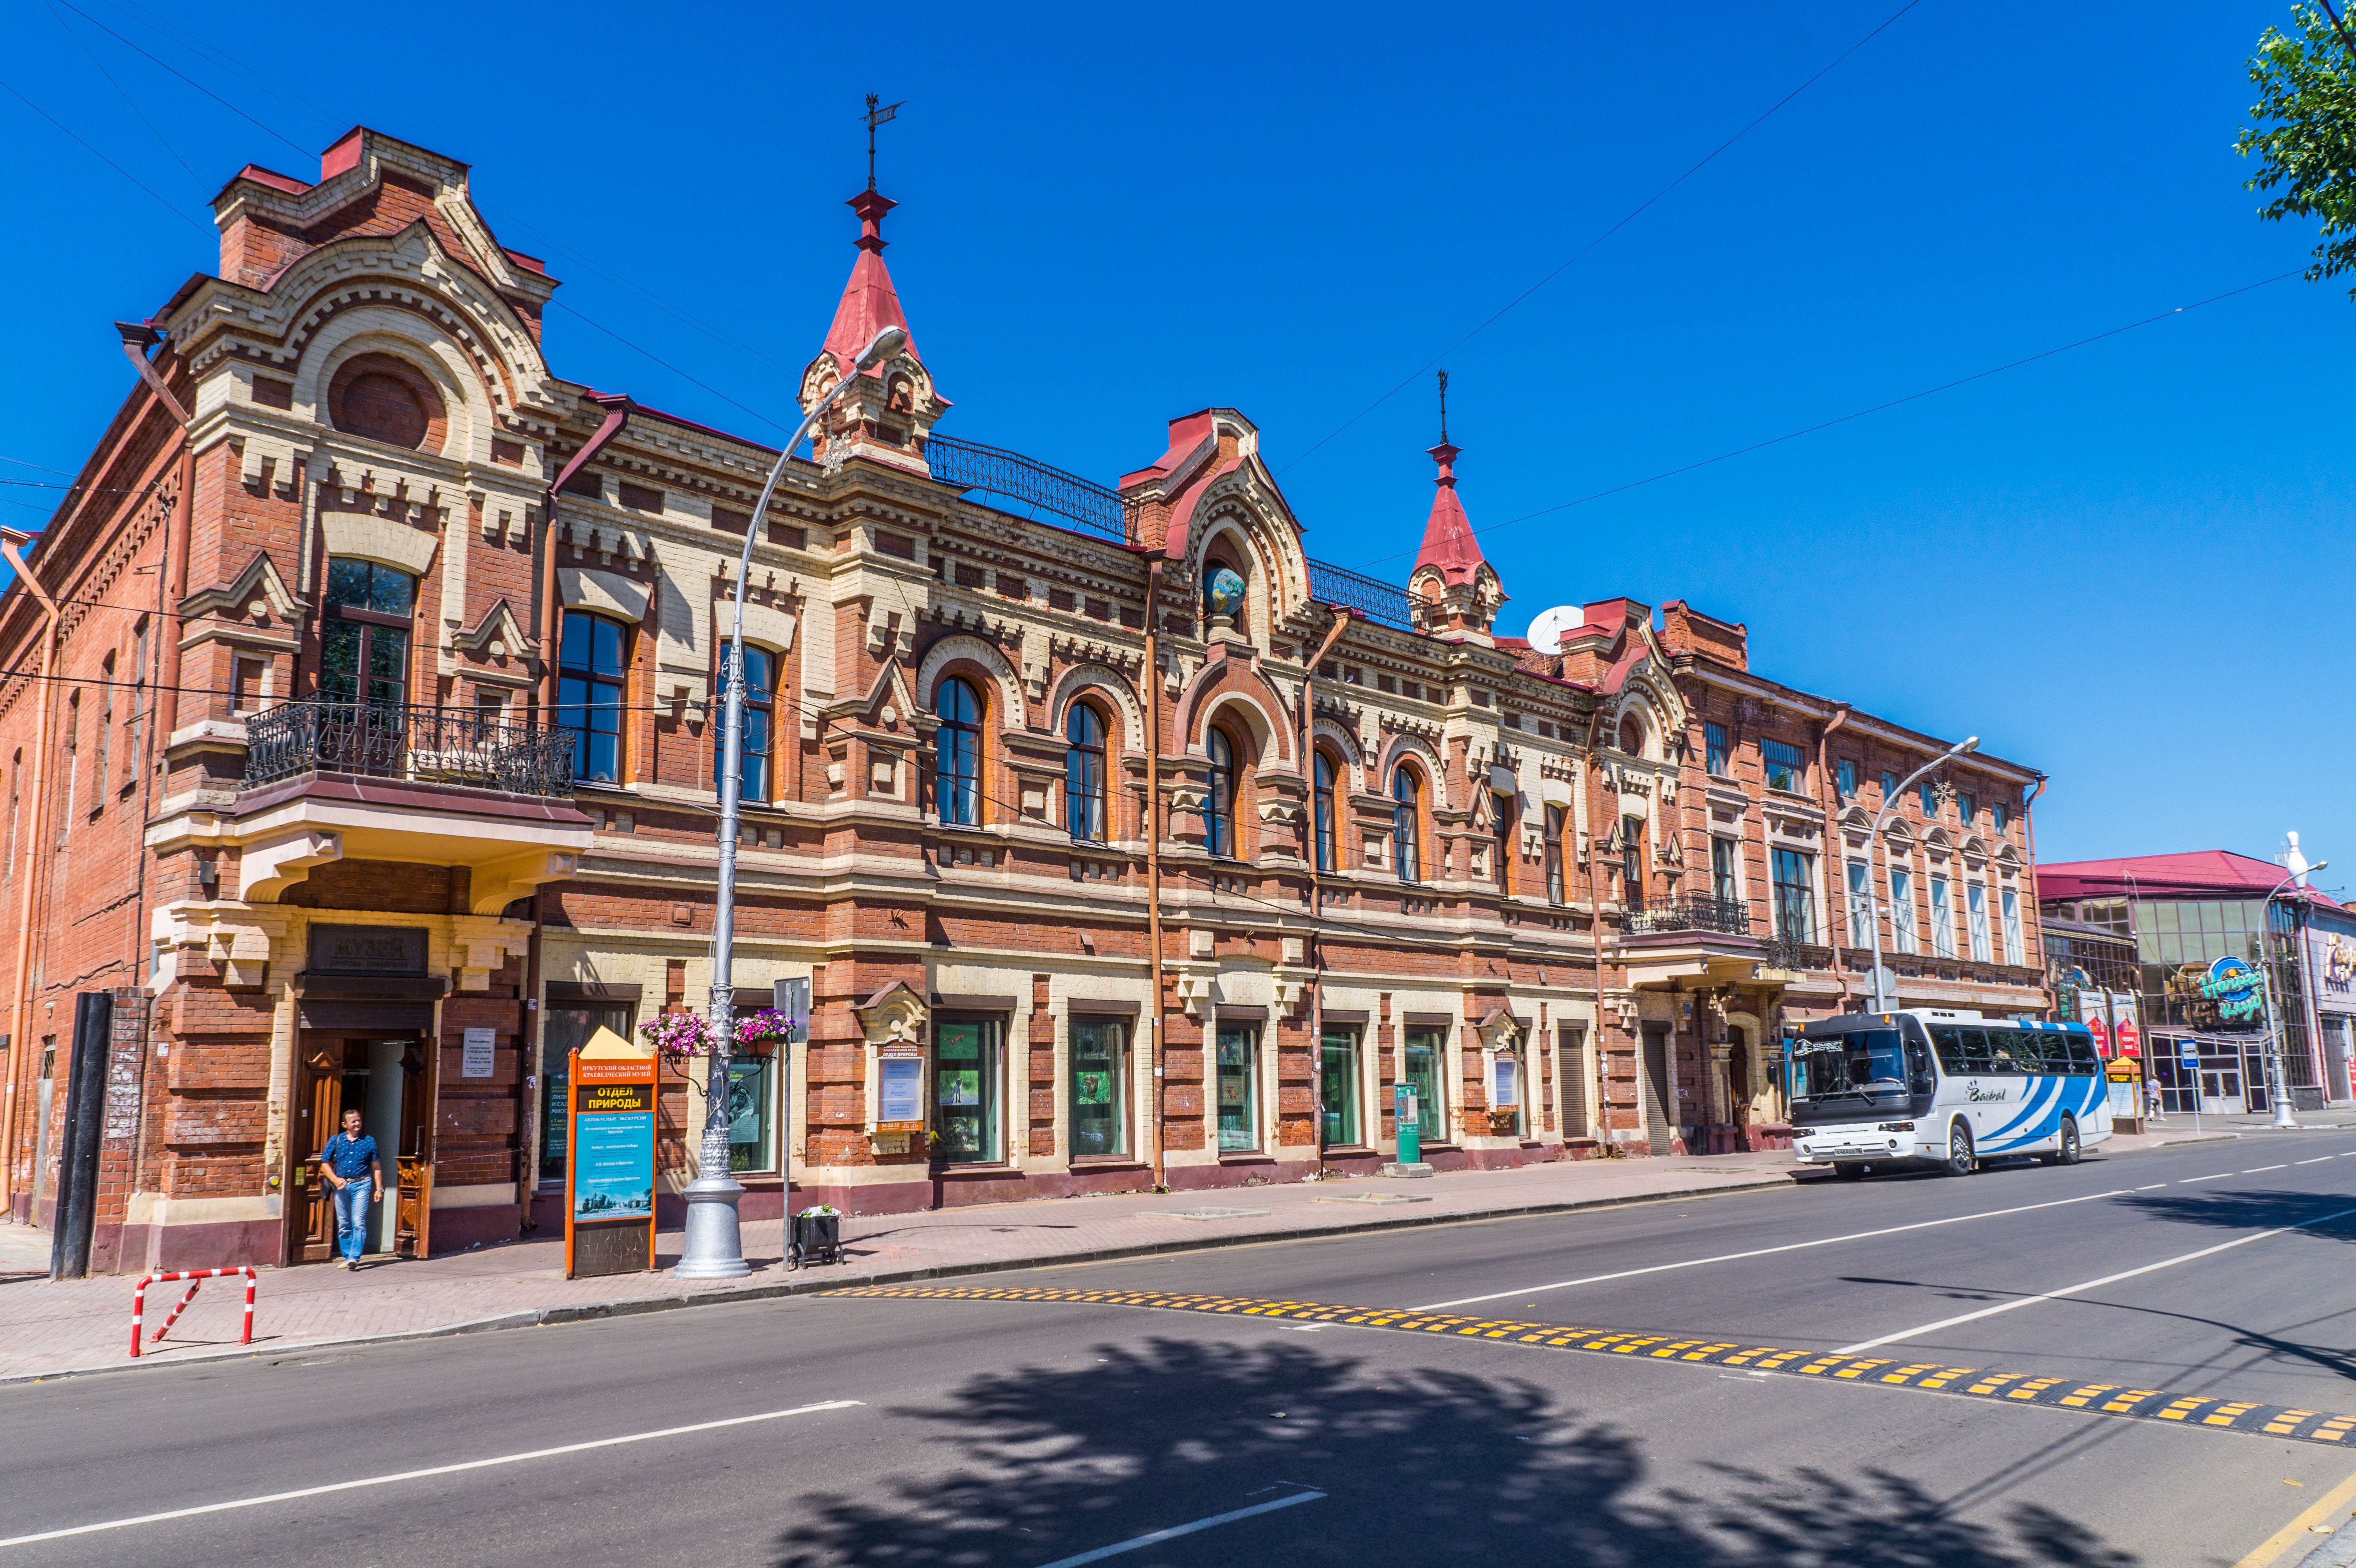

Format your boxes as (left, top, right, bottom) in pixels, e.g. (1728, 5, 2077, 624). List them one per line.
(2054, 1116, 2081, 1166)
(1835, 1163, 1868, 1181)
(1941, 1122, 1976, 1177)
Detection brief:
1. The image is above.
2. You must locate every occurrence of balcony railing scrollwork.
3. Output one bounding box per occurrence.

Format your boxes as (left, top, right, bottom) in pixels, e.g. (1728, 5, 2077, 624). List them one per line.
(243, 699, 576, 797)
(1621, 895, 1753, 937)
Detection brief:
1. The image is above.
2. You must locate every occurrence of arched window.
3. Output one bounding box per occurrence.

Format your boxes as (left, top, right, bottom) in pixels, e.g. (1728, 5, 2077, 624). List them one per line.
(1393, 766, 1422, 883)
(1064, 702, 1106, 843)
(323, 559, 417, 712)
(1492, 790, 1514, 892)
(1312, 750, 1337, 873)
(713, 645, 776, 803)
(1204, 727, 1238, 859)
(1617, 713, 1644, 757)
(934, 678, 981, 826)
(1544, 806, 1566, 905)
(556, 610, 625, 783)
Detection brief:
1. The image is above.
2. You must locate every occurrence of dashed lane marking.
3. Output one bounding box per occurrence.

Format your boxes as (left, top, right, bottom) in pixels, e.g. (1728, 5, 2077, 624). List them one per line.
(2246, 1166, 2289, 1174)
(823, 1284, 2352, 1447)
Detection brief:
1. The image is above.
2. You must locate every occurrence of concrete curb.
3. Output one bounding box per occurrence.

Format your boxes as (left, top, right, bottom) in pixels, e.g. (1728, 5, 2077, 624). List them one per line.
(2297, 1515, 2356, 1568)
(0, 1171, 1800, 1387)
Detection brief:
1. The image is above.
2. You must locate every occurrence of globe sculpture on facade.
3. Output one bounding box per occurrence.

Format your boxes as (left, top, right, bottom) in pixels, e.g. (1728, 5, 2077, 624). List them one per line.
(1203, 564, 1247, 626)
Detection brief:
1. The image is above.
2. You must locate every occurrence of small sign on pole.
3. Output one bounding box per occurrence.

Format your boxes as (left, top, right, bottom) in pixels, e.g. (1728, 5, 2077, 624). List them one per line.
(1395, 1084, 1421, 1167)
(566, 1026, 657, 1280)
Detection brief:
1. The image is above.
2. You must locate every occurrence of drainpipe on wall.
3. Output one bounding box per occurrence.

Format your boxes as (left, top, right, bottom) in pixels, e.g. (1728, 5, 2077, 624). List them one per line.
(0, 531, 59, 1218)
(1301, 608, 1352, 1175)
(1586, 707, 1612, 1151)
(1816, 704, 1852, 1018)
(1143, 560, 1167, 1192)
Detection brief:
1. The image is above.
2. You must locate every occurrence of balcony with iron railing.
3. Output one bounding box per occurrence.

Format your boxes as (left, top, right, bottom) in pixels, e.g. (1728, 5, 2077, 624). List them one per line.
(244, 700, 576, 797)
(1623, 895, 1753, 937)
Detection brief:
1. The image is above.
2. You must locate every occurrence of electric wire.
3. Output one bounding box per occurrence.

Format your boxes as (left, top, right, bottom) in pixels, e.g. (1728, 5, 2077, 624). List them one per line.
(1278, 0, 1928, 475)
(0, 76, 205, 233)
(41, 0, 200, 191)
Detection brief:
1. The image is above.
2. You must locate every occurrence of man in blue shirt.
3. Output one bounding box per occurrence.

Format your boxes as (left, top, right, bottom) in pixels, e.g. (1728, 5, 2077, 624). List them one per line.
(319, 1107, 388, 1268)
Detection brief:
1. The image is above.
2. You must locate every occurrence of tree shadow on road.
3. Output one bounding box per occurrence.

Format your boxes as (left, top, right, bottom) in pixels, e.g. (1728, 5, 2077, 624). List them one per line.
(2115, 1187, 2356, 1240)
(770, 1334, 2138, 1567)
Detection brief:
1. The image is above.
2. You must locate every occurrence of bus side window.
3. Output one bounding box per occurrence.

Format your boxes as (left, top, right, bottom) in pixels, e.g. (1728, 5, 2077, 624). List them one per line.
(2070, 1036, 2098, 1075)
(1905, 1040, 1934, 1094)
(1956, 1028, 1994, 1075)
(2007, 1031, 2047, 1074)
(1930, 1027, 1965, 1075)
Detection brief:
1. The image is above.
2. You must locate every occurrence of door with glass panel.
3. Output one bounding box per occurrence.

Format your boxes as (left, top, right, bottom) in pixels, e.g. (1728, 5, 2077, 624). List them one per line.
(1216, 1027, 1258, 1151)
(319, 559, 415, 771)
(1319, 1030, 1359, 1145)
(1068, 1019, 1127, 1157)
(1401, 1029, 1444, 1143)
(932, 1018, 1002, 1163)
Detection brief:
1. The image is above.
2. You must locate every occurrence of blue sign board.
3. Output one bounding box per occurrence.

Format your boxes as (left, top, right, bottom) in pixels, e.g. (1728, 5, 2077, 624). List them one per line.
(573, 1108, 655, 1222)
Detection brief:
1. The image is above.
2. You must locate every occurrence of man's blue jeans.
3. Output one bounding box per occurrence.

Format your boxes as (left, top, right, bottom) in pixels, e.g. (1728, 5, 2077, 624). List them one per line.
(332, 1177, 374, 1262)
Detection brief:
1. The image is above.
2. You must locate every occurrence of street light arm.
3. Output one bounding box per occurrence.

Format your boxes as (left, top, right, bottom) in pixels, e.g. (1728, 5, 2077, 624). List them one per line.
(1860, 736, 1981, 1012)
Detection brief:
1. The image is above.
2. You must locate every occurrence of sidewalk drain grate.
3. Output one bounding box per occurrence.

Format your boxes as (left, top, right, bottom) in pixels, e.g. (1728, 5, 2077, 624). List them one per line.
(1312, 1193, 1433, 1205)
(1150, 1207, 1273, 1221)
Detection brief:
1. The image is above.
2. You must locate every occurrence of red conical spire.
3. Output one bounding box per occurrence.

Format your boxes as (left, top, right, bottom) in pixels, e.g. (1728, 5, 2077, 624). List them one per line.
(1413, 436, 1485, 588)
(817, 187, 920, 383)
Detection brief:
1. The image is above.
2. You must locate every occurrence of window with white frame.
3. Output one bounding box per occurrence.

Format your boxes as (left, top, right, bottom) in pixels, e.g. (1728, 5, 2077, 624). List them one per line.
(1847, 860, 1871, 946)
(1967, 882, 1991, 961)
(2001, 886, 2024, 965)
(1891, 865, 1917, 954)
(1930, 874, 1955, 958)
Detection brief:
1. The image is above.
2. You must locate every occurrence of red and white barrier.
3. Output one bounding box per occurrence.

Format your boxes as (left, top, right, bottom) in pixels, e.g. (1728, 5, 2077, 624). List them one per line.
(129, 1267, 256, 1358)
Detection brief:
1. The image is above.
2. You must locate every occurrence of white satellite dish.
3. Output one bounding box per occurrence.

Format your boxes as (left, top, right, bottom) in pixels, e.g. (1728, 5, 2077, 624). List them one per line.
(1524, 605, 1586, 654)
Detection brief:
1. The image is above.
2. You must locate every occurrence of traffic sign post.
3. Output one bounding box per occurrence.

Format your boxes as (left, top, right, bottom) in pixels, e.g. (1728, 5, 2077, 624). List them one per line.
(2179, 1039, 2201, 1136)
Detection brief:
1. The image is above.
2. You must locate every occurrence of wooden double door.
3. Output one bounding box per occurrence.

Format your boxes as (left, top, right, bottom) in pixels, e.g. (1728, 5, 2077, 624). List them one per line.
(290, 1034, 435, 1263)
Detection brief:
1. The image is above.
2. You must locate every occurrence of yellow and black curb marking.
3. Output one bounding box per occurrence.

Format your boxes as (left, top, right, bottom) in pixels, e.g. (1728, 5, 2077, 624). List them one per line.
(827, 1283, 2356, 1446)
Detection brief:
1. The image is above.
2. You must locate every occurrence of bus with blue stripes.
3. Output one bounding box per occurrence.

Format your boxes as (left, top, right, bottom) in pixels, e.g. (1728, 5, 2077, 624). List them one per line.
(1788, 1008, 2109, 1179)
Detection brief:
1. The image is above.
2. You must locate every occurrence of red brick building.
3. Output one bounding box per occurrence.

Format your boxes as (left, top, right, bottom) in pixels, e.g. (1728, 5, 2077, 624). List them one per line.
(0, 128, 2051, 1271)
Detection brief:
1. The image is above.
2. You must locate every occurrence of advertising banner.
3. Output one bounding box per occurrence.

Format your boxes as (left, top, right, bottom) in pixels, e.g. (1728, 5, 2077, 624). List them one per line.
(2079, 990, 2112, 1056)
(566, 1027, 657, 1280)
(2110, 991, 2141, 1059)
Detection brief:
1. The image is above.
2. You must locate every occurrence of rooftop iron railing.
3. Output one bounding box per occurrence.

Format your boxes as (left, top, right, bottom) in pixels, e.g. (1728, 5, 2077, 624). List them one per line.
(925, 433, 1131, 543)
(1306, 557, 1417, 631)
(244, 699, 576, 797)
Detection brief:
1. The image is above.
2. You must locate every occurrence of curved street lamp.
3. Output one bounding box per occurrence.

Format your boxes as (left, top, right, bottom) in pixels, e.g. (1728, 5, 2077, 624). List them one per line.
(2258, 852, 2328, 1132)
(1861, 736, 1979, 1014)
(674, 324, 909, 1281)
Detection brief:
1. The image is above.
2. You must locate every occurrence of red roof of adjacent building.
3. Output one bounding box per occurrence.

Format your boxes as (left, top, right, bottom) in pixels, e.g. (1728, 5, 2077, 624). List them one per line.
(2037, 850, 2340, 909)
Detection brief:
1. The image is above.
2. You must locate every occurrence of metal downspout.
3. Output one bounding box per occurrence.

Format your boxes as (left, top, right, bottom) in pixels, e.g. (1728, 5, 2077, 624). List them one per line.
(1300, 609, 1351, 1174)
(1144, 560, 1167, 1191)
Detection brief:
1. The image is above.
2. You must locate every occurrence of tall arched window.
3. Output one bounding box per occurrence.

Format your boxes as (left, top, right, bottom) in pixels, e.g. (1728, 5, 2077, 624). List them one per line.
(1064, 702, 1106, 843)
(1492, 790, 1514, 892)
(1393, 766, 1422, 883)
(1312, 751, 1337, 873)
(713, 645, 776, 803)
(1544, 806, 1566, 905)
(1204, 727, 1238, 859)
(556, 610, 625, 784)
(934, 678, 982, 825)
(323, 559, 417, 712)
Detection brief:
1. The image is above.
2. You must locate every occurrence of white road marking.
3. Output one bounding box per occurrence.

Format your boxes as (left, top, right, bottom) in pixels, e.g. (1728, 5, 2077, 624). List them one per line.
(1831, 1205, 2356, 1356)
(0, 1399, 862, 1548)
(2298, 1157, 2336, 1166)
(1418, 1188, 2132, 1311)
(2181, 1173, 2231, 1182)
(2137, 1184, 2168, 1191)
(1034, 1490, 1326, 1566)
(2246, 1165, 2290, 1174)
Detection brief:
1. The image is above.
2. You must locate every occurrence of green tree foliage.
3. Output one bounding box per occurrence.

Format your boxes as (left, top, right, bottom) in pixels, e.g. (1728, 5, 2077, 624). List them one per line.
(2239, 4, 2356, 293)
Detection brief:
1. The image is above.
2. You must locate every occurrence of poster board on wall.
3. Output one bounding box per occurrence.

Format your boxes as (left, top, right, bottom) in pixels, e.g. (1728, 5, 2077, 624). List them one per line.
(565, 1027, 657, 1280)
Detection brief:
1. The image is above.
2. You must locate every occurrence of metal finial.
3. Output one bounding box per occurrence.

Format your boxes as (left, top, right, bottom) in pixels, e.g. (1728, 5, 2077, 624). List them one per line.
(1437, 368, 1449, 445)
(863, 94, 903, 191)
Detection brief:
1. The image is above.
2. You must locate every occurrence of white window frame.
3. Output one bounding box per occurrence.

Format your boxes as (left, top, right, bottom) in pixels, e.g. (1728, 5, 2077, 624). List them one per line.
(1846, 859, 1871, 947)
(1967, 882, 1991, 962)
(2001, 886, 2024, 966)
(1891, 864, 1918, 955)
(1930, 874, 1955, 958)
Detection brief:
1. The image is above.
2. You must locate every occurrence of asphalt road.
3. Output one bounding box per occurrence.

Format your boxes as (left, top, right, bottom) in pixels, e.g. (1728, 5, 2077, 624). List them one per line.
(9, 1131, 2356, 1568)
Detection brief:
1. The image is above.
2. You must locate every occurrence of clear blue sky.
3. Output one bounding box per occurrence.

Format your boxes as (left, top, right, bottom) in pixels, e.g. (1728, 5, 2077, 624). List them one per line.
(3, 0, 2347, 884)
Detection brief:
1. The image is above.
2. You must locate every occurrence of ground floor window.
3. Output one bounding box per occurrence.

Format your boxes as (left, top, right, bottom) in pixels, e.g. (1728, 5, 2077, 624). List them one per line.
(726, 1054, 778, 1173)
(933, 1018, 1003, 1163)
(1319, 1029, 1360, 1145)
(542, 1003, 633, 1183)
(1493, 1049, 1525, 1138)
(1069, 1019, 1128, 1157)
(1216, 1026, 1259, 1151)
(1402, 1028, 1445, 1143)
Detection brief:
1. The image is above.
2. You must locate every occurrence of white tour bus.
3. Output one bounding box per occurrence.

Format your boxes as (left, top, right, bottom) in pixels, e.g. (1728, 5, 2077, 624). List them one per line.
(1789, 1007, 2109, 1179)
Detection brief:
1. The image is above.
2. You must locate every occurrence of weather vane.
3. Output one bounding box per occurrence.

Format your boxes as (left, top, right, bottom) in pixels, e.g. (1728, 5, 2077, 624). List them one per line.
(1437, 368, 1449, 445)
(863, 93, 905, 191)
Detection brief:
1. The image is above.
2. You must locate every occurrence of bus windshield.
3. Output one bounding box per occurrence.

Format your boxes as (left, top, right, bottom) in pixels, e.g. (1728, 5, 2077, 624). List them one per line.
(1792, 1029, 1910, 1107)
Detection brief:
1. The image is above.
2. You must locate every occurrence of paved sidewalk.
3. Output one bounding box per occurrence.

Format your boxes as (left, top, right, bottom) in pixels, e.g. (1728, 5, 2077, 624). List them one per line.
(0, 1122, 2249, 1383)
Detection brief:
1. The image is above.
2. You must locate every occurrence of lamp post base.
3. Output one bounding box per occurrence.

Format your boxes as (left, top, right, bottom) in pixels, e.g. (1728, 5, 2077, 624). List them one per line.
(671, 1176, 752, 1279)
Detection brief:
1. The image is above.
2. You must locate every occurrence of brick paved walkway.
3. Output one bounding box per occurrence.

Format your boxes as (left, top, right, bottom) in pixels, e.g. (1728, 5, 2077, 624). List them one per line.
(0, 1124, 2248, 1382)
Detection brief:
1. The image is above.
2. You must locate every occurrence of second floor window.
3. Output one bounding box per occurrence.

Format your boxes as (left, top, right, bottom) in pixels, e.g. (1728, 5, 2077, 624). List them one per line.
(557, 610, 625, 784)
(1620, 815, 1644, 902)
(1920, 781, 1938, 817)
(1967, 882, 1992, 961)
(1711, 836, 1736, 905)
(1545, 806, 1566, 904)
(1891, 866, 1917, 954)
(1881, 769, 1899, 802)
(1313, 752, 1337, 873)
(1392, 767, 1422, 882)
(1958, 790, 1976, 826)
(1493, 792, 1514, 891)
(1930, 874, 1955, 957)
(1205, 727, 1238, 858)
(1836, 759, 1858, 799)
(1847, 860, 1871, 945)
(1065, 704, 1106, 843)
(713, 645, 775, 803)
(322, 558, 416, 711)
(1704, 721, 1730, 777)
(1994, 800, 2010, 835)
(1762, 738, 1804, 794)
(1772, 847, 1814, 942)
(935, 678, 981, 826)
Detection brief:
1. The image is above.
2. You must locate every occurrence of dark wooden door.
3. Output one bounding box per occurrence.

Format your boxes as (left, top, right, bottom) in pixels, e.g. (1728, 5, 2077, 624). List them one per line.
(1642, 1027, 1673, 1156)
(398, 1041, 433, 1257)
(291, 1048, 342, 1262)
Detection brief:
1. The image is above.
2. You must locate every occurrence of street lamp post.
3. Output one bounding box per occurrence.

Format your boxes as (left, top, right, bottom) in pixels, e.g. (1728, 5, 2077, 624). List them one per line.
(2258, 850, 2328, 1133)
(1862, 736, 1979, 1013)
(672, 324, 909, 1281)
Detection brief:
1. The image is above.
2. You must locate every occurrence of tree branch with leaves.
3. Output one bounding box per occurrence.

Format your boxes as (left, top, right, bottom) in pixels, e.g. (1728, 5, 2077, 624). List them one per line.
(2240, 3, 2356, 293)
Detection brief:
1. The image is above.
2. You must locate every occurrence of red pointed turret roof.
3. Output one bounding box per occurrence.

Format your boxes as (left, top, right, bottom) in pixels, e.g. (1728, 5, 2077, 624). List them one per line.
(1413, 440, 1485, 587)
(817, 188, 921, 382)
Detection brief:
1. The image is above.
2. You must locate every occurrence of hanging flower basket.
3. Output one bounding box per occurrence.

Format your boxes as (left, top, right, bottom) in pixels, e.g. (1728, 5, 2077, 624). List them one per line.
(734, 1009, 797, 1055)
(641, 1012, 718, 1059)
